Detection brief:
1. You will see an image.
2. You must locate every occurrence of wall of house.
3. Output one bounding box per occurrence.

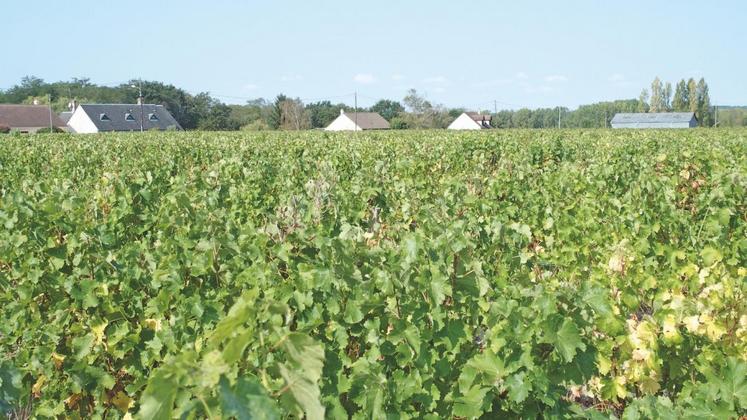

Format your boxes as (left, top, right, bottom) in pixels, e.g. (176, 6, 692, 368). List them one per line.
(448, 113, 482, 130)
(66, 108, 99, 134)
(324, 115, 359, 131)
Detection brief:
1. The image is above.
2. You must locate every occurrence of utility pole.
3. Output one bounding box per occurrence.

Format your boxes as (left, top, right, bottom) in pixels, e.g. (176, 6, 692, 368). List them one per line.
(494, 100, 497, 116)
(132, 80, 144, 132)
(557, 106, 561, 129)
(138, 80, 144, 133)
(48, 94, 53, 132)
(715, 102, 718, 127)
(354, 91, 358, 132)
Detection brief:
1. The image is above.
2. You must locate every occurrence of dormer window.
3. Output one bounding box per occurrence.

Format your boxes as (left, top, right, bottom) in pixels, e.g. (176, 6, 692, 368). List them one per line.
(99, 113, 110, 121)
(125, 113, 136, 121)
(148, 113, 159, 121)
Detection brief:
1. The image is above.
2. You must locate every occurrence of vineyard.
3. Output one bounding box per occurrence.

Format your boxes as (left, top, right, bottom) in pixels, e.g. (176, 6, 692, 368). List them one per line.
(0, 129, 746, 419)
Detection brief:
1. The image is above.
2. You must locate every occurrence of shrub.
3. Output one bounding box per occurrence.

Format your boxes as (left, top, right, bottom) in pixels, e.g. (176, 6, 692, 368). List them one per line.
(34, 127, 65, 134)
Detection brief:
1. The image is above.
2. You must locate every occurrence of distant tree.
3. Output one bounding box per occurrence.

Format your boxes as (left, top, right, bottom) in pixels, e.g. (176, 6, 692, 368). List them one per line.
(513, 109, 532, 128)
(241, 119, 270, 131)
(389, 116, 409, 129)
(306, 101, 347, 128)
(280, 98, 310, 130)
(672, 80, 689, 111)
(370, 99, 404, 122)
(696, 78, 712, 127)
(649, 77, 664, 113)
(492, 110, 513, 128)
(197, 99, 238, 131)
(687, 78, 698, 113)
(663, 82, 673, 111)
(269, 94, 288, 129)
(403, 89, 444, 128)
(229, 99, 271, 128)
(637, 89, 649, 113)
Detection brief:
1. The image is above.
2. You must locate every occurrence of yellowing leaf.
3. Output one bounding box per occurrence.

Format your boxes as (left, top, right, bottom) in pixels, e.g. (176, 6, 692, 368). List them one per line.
(144, 318, 162, 331)
(111, 391, 133, 412)
(51, 352, 65, 369)
(91, 320, 108, 346)
(32, 375, 46, 397)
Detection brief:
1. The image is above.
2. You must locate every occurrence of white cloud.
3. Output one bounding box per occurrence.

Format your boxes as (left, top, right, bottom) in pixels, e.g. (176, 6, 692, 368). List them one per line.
(515, 72, 529, 80)
(244, 83, 259, 91)
(544, 75, 568, 83)
(472, 78, 514, 88)
(432, 87, 447, 94)
(608, 73, 625, 82)
(353, 73, 376, 84)
(280, 74, 303, 82)
(423, 76, 448, 84)
(392, 74, 405, 81)
(523, 84, 555, 94)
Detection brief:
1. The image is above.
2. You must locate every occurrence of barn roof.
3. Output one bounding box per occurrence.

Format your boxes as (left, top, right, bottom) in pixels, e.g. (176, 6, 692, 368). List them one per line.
(0, 105, 67, 128)
(611, 112, 697, 124)
(343, 111, 390, 129)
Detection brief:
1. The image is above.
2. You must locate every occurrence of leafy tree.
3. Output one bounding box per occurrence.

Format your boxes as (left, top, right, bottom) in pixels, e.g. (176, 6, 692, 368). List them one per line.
(279, 98, 310, 130)
(370, 99, 404, 122)
(196, 98, 238, 131)
(688, 78, 698, 113)
(649, 77, 664, 112)
(663, 82, 672, 111)
(696, 78, 712, 127)
(306, 101, 348, 128)
(389, 116, 409, 129)
(230, 99, 272, 128)
(513, 108, 532, 128)
(672, 80, 689, 111)
(493, 110, 513, 128)
(269, 94, 288, 129)
(638, 89, 649, 113)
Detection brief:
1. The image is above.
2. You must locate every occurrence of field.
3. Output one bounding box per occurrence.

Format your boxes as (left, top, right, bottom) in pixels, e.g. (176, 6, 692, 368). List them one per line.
(1, 129, 746, 419)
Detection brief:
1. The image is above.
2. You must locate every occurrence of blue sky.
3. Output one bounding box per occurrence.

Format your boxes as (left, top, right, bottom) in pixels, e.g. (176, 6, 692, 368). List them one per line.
(1, 0, 745, 109)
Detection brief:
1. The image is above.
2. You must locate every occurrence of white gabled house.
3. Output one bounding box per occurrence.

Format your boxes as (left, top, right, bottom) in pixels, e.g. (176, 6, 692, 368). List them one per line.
(448, 112, 492, 130)
(325, 110, 390, 131)
(67, 103, 182, 133)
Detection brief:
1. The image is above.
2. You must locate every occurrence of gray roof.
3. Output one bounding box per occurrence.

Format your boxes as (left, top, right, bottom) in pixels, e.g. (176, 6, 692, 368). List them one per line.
(59, 111, 73, 124)
(466, 112, 492, 122)
(78, 104, 181, 131)
(611, 112, 697, 124)
(342, 111, 390, 129)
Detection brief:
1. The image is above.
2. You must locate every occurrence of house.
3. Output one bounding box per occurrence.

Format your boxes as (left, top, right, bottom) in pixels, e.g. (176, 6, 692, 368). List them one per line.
(66, 103, 182, 133)
(325, 110, 390, 131)
(448, 112, 492, 130)
(0, 104, 68, 133)
(610, 112, 698, 129)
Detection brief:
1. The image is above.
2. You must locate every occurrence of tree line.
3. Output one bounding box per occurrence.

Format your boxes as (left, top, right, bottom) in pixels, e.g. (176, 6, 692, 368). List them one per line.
(637, 77, 715, 126)
(1, 76, 741, 130)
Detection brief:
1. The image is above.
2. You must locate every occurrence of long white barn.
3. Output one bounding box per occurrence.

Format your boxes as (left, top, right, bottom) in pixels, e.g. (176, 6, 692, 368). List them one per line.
(610, 112, 698, 129)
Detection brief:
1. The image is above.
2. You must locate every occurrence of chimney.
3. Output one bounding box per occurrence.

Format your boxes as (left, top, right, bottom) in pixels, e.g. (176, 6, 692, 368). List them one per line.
(69, 99, 78, 111)
(137, 96, 143, 105)
(33, 98, 40, 105)
(340, 109, 345, 115)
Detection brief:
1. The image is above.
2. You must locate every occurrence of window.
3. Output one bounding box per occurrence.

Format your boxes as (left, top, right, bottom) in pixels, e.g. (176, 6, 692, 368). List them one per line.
(125, 113, 136, 121)
(148, 113, 159, 121)
(99, 113, 110, 121)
